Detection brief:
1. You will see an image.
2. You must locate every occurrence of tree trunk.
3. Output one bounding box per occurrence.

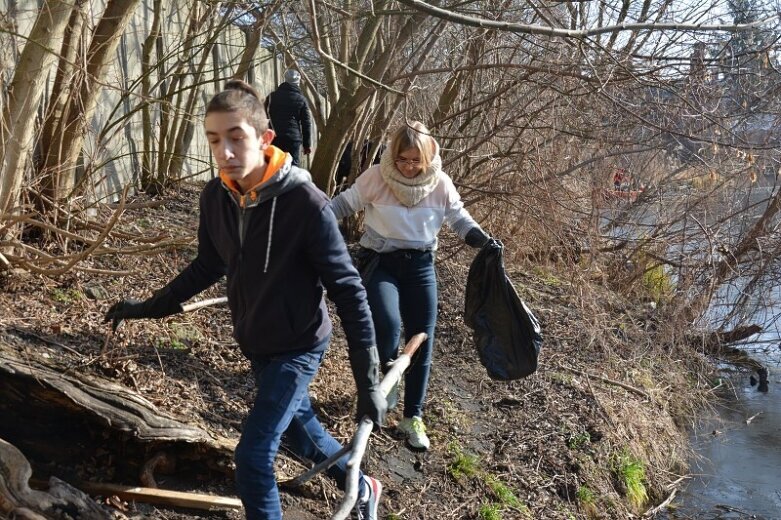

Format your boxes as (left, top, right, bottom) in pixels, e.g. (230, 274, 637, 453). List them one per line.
(44, 0, 143, 201)
(234, 27, 262, 81)
(0, 0, 76, 216)
(37, 0, 89, 211)
(0, 339, 235, 488)
(140, 0, 164, 192)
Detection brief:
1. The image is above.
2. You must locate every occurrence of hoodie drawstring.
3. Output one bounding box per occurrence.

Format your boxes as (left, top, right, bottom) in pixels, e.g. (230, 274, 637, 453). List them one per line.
(264, 196, 278, 273)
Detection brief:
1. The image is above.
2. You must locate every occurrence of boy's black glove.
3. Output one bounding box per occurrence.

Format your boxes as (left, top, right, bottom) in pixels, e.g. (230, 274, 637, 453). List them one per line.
(104, 287, 183, 331)
(465, 227, 491, 249)
(348, 346, 387, 429)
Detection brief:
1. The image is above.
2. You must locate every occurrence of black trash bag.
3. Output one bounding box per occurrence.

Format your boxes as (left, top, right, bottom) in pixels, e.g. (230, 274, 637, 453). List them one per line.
(464, 239, 542, 380)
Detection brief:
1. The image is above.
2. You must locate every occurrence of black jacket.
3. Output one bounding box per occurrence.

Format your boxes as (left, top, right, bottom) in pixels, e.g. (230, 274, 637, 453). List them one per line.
(265, 82, 312, 148)
(164, 150, 374, 358)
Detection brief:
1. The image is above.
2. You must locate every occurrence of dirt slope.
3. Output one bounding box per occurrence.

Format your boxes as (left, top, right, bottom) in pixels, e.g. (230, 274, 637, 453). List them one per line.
(0, 183, 700, 519)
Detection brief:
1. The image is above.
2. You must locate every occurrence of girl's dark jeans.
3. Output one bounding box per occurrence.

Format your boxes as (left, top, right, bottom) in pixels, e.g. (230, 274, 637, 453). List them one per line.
(365, 249, 437, 419)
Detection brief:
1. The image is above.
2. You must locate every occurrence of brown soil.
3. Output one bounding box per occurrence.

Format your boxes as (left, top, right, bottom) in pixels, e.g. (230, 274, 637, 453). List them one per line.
(0, 183, 705, 519)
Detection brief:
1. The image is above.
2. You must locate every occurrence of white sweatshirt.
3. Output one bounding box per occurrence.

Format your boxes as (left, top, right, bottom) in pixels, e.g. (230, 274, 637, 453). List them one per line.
(330, 165, 479, 253)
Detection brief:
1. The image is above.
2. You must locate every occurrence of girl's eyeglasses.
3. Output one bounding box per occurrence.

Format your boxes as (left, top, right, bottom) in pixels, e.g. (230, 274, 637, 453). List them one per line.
(395, 158, 421, 166)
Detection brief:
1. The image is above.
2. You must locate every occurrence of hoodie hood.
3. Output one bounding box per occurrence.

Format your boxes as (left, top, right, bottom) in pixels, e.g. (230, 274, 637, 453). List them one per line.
(279, 82, 302, 94)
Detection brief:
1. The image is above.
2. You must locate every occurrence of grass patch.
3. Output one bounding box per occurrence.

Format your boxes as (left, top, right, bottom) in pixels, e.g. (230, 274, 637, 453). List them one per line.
(484, 474, 523, 509)
(478, 504, 502, 520)
(576, 485, 596, 504)
(567, 431, 591, 451)
(614, 450, 648, 510)
(448, 442, 530, 517)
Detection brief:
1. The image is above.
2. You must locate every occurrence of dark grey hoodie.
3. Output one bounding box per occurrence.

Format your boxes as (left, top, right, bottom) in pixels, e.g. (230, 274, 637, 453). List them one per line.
(165, 147, 375, 358)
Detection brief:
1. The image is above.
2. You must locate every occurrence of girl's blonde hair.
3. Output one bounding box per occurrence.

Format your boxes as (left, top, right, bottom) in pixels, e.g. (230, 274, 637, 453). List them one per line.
(389, 121, 436, 170)
(206, 79, 269, 134)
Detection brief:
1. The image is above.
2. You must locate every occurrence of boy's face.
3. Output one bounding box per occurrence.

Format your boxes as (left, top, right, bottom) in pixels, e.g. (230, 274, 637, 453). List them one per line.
(205, 111, 274, 189)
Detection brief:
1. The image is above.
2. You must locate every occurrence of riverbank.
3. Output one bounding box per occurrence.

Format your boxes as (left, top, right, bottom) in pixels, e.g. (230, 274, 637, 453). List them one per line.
(0, 183, 720, 519)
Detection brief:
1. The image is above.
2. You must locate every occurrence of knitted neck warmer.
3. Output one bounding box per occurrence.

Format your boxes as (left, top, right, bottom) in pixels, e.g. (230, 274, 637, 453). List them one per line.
(378, 146, 442, 207)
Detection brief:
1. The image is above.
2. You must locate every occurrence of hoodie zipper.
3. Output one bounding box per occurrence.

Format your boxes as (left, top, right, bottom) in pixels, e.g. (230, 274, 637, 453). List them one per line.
(234, 194, 249, 322)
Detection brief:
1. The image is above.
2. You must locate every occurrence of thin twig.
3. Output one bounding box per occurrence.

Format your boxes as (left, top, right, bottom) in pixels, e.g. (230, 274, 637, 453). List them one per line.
(558, 364, 652, 401)
(643, 487, 677, 517)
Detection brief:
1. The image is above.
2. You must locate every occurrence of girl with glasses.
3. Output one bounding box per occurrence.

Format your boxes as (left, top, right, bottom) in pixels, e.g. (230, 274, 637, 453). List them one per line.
(331, 121, 490, 450)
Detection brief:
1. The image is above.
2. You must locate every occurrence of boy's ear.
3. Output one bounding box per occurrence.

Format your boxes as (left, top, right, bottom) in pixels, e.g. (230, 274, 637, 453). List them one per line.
(261, 128, 276, 148)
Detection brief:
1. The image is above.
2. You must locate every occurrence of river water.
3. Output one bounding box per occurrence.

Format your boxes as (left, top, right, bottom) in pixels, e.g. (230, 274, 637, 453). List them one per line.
(668, 302, 781, 519)
(605, 187, 781, 518)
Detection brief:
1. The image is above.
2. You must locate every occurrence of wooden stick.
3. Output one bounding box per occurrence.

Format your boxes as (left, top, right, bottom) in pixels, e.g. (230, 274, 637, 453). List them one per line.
(182, 297, 228, 313)
(75, 481, 242, 511)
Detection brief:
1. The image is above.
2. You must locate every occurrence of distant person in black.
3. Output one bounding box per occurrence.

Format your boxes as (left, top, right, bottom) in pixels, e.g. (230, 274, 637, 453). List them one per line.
(335, 140, 385, 193)
(264, 69, 312, 166)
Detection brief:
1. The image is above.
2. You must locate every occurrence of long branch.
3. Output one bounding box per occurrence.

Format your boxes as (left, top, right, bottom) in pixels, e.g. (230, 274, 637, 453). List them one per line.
(394, 0, 778, 38)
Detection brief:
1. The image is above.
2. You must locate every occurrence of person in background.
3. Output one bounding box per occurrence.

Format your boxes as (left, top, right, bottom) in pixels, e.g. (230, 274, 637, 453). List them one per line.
(613, 168, 624, 191)
(330, 121, 491, 451)
(335, 139, 385, 194)
(105, 80, 385, 520)
(264, 69, 312, 167)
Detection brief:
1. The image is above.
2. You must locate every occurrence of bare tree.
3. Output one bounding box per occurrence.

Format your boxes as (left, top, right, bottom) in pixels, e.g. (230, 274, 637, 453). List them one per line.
(0, 0, 77, 216)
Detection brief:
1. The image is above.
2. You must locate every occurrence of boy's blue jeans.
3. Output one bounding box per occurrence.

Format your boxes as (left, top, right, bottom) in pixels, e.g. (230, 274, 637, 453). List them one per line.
(235, 338, 361, 520)
(365, 250, 437, 419)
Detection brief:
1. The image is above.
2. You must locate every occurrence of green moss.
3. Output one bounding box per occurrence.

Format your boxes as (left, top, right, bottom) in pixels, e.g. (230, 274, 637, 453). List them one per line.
(50, 288, 82, 304)
(169, 323, 204, 345)
(155, 324, 203, 351)
(567, 431, 592, 451)
(641, 263, 673, 302)
(531, 265, 564, 286)
(550, 371, 574, 385)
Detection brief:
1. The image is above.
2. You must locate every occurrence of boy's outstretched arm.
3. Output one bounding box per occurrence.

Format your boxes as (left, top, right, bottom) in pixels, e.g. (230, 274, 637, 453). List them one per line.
(307, 204, 386, 428)
(104, 191, 226, 330)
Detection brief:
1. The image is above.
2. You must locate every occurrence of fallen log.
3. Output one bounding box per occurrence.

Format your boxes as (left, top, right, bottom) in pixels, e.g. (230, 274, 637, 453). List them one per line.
(698, 324, 762, 352)
(0, 438, 121, 519)
(691, 324, 768, 392)
(0, 339, 236, 491)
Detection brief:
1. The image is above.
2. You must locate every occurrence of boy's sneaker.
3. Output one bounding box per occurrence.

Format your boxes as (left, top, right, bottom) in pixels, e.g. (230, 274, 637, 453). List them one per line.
(398, 416, 430, 450)
(354, 475, 382, 520)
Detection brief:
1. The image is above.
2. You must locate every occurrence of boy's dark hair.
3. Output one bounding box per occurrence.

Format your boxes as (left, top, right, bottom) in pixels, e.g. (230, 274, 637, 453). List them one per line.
(206, 79, 269, 134)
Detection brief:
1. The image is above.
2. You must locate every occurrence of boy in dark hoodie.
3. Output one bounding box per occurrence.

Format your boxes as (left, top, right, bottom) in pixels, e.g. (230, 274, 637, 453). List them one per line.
(105, 80, 385, 520)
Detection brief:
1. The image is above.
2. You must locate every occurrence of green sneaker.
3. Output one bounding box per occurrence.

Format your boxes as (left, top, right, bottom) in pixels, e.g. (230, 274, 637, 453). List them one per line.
(398, 416, 430, 450)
